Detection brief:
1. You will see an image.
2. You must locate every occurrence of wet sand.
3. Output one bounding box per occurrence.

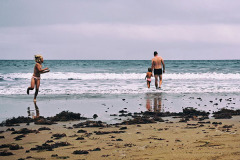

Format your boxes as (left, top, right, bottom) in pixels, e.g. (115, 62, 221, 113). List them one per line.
(0, 116, 240, 160)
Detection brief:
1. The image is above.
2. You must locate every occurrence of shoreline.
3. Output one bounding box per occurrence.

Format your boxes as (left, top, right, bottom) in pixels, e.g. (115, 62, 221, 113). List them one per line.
(1, 92, 239, 122)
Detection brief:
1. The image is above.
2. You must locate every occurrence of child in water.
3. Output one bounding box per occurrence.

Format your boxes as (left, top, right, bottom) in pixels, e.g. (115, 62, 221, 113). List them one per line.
(27, 55, 50, 102)
(145, 68, 153, 88)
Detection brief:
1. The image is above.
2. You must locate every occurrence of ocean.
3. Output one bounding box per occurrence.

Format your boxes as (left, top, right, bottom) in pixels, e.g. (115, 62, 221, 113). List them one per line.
(0, 60, 240, 122)
(0, 60, 240, 95)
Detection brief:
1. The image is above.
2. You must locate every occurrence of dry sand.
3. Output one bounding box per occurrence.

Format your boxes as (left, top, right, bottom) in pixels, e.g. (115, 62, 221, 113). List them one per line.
(0, 117, 240, 160)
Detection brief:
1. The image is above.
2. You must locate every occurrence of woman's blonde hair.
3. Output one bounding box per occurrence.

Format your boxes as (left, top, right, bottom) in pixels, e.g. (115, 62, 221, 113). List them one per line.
(35, 55, 43, 63)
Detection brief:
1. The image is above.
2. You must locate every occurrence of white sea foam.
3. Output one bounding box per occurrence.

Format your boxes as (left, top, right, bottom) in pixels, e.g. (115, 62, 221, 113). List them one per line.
(0, 72, 239, 95)
(1, 72, 240, 80)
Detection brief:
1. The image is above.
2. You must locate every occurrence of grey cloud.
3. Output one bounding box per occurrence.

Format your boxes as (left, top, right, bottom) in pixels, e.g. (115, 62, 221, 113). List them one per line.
(1, 0, 240, 60)
(1, 0, 240, 27)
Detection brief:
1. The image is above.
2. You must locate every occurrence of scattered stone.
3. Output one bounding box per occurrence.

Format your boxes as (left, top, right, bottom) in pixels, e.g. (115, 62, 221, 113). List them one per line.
(52, 133, 66, 139)
(0, 144, 11, 149)
(116, 138, 123, 141)
(148, 137, 165, 141)
(14, 135, 25, 141)
(0, 151, 13, 156)
(213, 108, 240, 119)
(121, 116, 156, 125)
(222, 125, 233, 128)
(93, 114, 98, 119)
(11, 128, 38, 135)
(51, 154, 58, 157)
(73, 121, 107, 128)
(69, 134, 78, 138)
(212, 122, 222, 125)
(38, 127, 51, 131)
(198, 121, 210, 124)
(30, 142, 70, 151)
(119, 127, 127, 130)
(6, 128, 15, 131)
(34, 118, 55, 125)
(46, 140, 54, 143)
(124, 143, 136, 147)
(91, 148, 101, 151)
(51, 111, 86, 121)
(94, 131, 125, 135)
(77, 129, 87, 133)
(119, 110, 127, 114)
(76, 137, 84, 140)
(73, 150, 89, 154)
(0, 116, 33, 127)
(9, 144, 24, 150)
(102, 155, 110, 157)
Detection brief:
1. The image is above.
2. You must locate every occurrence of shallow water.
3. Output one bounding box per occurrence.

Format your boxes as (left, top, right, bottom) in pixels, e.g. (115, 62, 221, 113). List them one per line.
(0, 92, 239, 123)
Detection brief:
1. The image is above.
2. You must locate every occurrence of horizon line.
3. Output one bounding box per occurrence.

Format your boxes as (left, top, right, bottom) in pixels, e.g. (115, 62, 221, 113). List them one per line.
(0, 59, 239, 61)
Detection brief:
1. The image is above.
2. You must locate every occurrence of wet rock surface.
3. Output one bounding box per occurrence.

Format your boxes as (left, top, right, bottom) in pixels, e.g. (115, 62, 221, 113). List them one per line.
(11, 128, 38, 135)
(213, 108, 240, 119)
(73, 121, 107, 128)
(30, 142, 70, 151)
(94, 131, 125, 135)
(52, 133, 66, 139)
(0, 151, 14, 156)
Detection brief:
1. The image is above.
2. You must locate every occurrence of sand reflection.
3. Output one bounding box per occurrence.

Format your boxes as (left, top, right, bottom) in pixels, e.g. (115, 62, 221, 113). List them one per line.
(145, 93, 163, 112)
(27, 102, 40, 119)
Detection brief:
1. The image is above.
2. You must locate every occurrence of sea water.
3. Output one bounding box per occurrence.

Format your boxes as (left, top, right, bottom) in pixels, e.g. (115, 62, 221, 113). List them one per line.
(0, 60, 240, 122)
(0, 60, 240, 94)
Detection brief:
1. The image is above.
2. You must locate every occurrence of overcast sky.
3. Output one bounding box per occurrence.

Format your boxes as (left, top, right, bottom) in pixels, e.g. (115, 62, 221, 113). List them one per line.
(1, 0, 240, 60)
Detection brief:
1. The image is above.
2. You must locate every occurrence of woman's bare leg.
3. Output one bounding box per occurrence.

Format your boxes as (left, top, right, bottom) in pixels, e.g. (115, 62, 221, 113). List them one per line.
(27, 78, 35, 94)
(33, 79, 40, 101)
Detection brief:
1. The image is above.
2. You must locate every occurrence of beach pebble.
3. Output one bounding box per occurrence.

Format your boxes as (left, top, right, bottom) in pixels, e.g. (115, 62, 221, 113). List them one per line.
(93, 114, 98, 119)
(38, 127, 51, 131)
(77, 129, 87, 133)
(119, 127, 127, 130)
(0, 151, 13, 156)
(73, 150, 89, 154)
(76, 137, 85, 140)
(51, 154, 58, 157)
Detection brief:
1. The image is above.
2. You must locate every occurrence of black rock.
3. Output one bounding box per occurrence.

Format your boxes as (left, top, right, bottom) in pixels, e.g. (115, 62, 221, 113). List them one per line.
(93, 114, 98, 119)
(73, 150, 89, 154)
(77, 129, 87, 133)
(0, 151, 14, 156)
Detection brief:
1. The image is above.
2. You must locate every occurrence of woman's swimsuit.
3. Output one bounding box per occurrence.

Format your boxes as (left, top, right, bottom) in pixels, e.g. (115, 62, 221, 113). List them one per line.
(32, 76, 40, 80)
(147, 78, 151, 82)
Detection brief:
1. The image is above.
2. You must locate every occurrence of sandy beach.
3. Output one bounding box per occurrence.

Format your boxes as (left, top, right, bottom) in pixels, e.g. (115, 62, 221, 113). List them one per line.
(0, 109, 240, 160)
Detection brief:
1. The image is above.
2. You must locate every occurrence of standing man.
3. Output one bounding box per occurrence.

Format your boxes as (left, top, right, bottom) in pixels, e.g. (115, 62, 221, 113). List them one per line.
(151, 51, 165, 89)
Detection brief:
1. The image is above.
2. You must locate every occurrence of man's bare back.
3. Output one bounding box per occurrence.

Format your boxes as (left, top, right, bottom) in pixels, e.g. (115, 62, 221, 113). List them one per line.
(151, 56, 164, 70)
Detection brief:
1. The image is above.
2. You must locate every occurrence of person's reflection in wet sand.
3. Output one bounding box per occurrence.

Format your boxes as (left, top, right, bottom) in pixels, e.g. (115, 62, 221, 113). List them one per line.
(145, 93, 162, 112)
(27, 102, 40, 119)
(146, 98, 152, 111)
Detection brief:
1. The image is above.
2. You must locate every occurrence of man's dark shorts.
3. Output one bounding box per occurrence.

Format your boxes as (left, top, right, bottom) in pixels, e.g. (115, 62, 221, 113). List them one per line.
(154, 69, 162, 75)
